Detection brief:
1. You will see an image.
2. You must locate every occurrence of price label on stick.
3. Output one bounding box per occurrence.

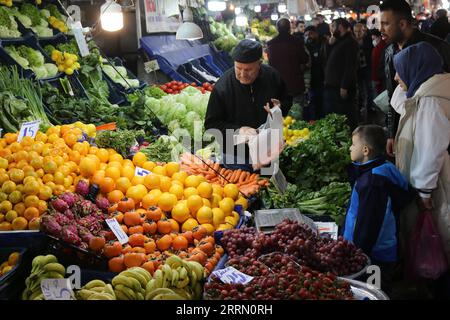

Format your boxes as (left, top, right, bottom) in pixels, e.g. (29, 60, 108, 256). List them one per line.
(106, 218, 129, 245)
(135, 166, 151, 177)
(270, 163, 287, 194)
(41, 278, 76, 300)
(71, 21, 89, 57)
(213, 267, 254, 285)
(17, 120, 40, 142)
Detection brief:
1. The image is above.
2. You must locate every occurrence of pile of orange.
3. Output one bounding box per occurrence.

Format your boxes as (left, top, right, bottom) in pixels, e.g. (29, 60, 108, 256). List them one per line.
(0, 251, 20, 277)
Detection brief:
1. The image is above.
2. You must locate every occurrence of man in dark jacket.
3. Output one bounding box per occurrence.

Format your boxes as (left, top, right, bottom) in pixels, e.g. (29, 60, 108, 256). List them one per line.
(292, 20, 306, 41)
(430, 9, 450, 40)
(323, 18, 359, 129)
(204, 39, 292, 171)
(267, 18, 309, 102)
(380, 0, 450, 156)
(316, 14, 331, 38)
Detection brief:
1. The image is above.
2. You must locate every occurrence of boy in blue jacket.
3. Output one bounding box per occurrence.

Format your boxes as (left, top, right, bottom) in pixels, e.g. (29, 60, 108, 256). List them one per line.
(343, 125, 414, 295)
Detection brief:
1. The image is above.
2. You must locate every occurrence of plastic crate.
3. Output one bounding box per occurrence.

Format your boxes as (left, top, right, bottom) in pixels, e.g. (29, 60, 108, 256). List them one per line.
(0, 33, 63, 81)
(44, 234, 109, 271)
(0, 247, 29, 300)
(102, 57, 147, 94)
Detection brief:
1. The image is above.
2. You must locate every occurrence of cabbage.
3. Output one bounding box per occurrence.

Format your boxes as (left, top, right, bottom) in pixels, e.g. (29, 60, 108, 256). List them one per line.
(40, 9, 50, 19)
(116, 66, 127, 78)
(10, 53, 29, 68)
(0, 25, 21, 38)
(32, 65, 48, 79)
(32, 25, 53, 37)
(44, 63, 58, 77)
(102, 64, 140, 88)
(16, 14, 32, 28)
(39, 18, 49, 27)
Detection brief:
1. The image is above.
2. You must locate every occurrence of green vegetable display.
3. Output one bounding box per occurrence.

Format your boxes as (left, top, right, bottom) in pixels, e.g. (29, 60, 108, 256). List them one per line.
(5, 45, 58, 79)
(0, 6, 22, 38)
(139, 135, 186, 163)
(143, 86, 167, 99)
(19, 3, 53, 37)
(102, 63, 140, 89)
(280, 114, 351, 191)
(95, 129, 145, 158)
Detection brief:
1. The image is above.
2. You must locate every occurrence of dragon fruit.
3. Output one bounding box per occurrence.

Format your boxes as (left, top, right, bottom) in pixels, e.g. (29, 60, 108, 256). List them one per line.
(51, 198, 69, 213)
(52, 212, 71, 226)
(95, 197, 110, 212)
(41, 215, 62, 237)
(75, 180, 89, 197)
(78, 226, 95, 244)
(63, 209, 75, 221)
(60, 192, 79, 207)
(73, 199, 98, 217)
(79, 242, 89, 250)
(77, 216, 102, 234)
(61, 225, 81, 245)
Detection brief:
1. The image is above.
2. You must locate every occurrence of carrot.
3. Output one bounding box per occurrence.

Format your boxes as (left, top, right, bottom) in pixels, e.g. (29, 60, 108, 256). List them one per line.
(205, 173, 216, 180)
(213, 163, 220, 172)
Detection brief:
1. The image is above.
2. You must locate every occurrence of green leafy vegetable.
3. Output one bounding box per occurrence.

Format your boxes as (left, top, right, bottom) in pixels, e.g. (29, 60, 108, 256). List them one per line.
(95, 129, 145, 158)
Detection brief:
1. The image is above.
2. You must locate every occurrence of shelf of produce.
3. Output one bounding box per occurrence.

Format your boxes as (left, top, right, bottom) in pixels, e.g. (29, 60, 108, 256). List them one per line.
(0, 247, 29, 300)
(102, 57, 147, 95)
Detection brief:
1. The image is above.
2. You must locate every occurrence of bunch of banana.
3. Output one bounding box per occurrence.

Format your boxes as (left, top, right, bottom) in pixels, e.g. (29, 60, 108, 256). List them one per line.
(22, 255, 65, 300)
(145, 255, 205, 300)
(112, 267, 151, 300)
(76, 280, 116, 300)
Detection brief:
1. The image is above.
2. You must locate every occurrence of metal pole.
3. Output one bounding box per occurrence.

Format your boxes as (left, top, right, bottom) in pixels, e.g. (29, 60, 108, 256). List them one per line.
(136, 0, 142, 48)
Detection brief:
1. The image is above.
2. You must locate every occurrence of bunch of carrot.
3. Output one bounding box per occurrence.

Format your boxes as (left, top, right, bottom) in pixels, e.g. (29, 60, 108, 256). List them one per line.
(179, 153, 269, 197)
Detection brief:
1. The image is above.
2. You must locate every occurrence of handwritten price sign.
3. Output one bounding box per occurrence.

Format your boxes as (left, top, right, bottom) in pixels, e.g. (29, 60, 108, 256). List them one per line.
(106, 217, 129, 245)
(212, 267, 254, 285)
(41, 278, 75, 300)
(17, 120, 40, 142)
(135, 166, 151, 177)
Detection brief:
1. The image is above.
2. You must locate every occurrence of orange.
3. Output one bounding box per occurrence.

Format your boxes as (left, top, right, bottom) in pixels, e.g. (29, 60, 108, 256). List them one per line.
(63, 133, 77, 147)
(0, 221, 12, 231)
(8, 191, 22, 204)
(30, 157, 43, 170)
(201, 223, 215, 235)
(202, 198, 211, 208)
(35, 132, 48, 143)
(181, 218, 199, 232)
(157, 192, 177, 212)
(169, 184, 184, 200)
(0, 201, 13, 214)
(172, 171, 188, 184)
(159, 176, 172, 192)
(4, 133, 18, 144)
(91, 170, 105, 186)
(141, 193, 159, 209)
(143, 174, 160, 190)
(53, 171, 65, 185)
(8, 252, 20, 265)
(105, 166, 121, 181)
(0, 158, 8, 170)
(223, 184, 240, 200)
(96, 148, 109, 163)
(79, 157, 97, 177)
(132, 152, 147, 167)
(116, 177, 132, 194)
(12, 216, 28, 230)
(152, 166, 166, 176)
(1, 181, 16, 194)
(108, 190, 124, 203)
(0, 193, 7, 202)
(109, 153, 123, 164)
(197, 182, 213, 199)
(88, 146, 99, 155)
(37, 200, 47, 214)
(184, 175, 201, 188)
(0, 173, 9, 186)
(24, 195, 39, 208)
(183, 187, 199, 199)
(126, 185, 146, 203)
(196, 206, 213, 224)
(122, 159, 134, 167)
(43, 159, 57, 174)
(23, 207, 39, 221)
(187, 195, 203, 215)
(13, 203, 25, 216)
(69, 150, 81, 164)
(131, 175, 145, 186)
(171, 203, 190, 223)
(23, 180, 40, 195)
(210, 193, 222, 208)
(100, 177, 116, 194)
(9, 168, 24, 183)
(212, 184, 223, 196)
(219, 197, 234, 215)
(28, 217, 40, 230)
(121, 166, 135, 180)
(235, 197, 248, 210)
(212, 208, 225, 227)
(64, 176, 74, 188)
(165, 162, 180, 177)
(142, 161, 156, 172)
(5, 209, 17, 222)
(57, 165, 71, 177)
(168, 218, 179, 232)
(20, 136, 34, 147)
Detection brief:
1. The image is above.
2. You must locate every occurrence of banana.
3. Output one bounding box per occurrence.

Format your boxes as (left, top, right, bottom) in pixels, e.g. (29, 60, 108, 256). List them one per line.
(189, 270, 198, 289)
(145, 288, 176, 300)
(104, 284, 116, 299)
(84, 280, 106, 290)
(136, 292, 145, 300)
(33, 293, 45, 300)
(22, 289, 29, 300)
(187, 261, 204, 281)
(129, 267, 151, 283)
(193, 282, 202, 300)
(112, 275, 141, 292)
(42, 254, 58, 266)
(114, 284, 137, 300)
(145, 279, 156, 294)
(87, 292, 115, 300)
(29, 289, 43, 300)
(172, 288, 193, 300)
(43, 263, 65, 275)
(176, 276, 190, 289)
(76, 289, 97, 300)
(87, 286, 106, 293)
(162, 264, 172, 288)
(177, 266, 188, 282)
(31, 256, 45, 274)
(120, 270, 147, 289)
(166, 255, 183, 269)
(171, 269, 179, 287)
(114, 289, 129, 301)
(153, 269, 163, 288)
(153, 293, 186, 300)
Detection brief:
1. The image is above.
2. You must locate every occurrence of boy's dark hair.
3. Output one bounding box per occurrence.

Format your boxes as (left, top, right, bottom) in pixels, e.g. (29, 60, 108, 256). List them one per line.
(304, 25, 317, 33)
(276, 18, 291, 34)
(296, 20, 305, 27)
(352, 125, 387, 158)
(379, 0, 413, 23)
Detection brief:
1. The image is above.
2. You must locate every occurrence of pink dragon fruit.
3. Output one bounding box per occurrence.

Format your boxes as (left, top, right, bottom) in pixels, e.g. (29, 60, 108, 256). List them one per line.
(75, 180, 89, 197)
(63, 209, 75, 221)
(77, 216, 102, 234)
(95, 197, 110, 212)
(73, 199, 98, 217)
(51, 198, 69, 213)
(60, 192, 79, 208)
(61, 225, 81, 245)
(41, 215, 62, 237)
(79, 242, 89, 250)
(52, 212, 71, 226)
(64, 224, 78, 234)
(78, 226, 95, 244)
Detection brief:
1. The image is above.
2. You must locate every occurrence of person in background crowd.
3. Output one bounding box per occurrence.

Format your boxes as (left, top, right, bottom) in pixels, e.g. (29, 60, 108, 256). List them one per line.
(371, 29, 387, 95)
(304, 25, 328, 119)
(343, 124, 414, 295)
(379, 0, 450, 157)
(354, 23, 374, 121)
(323, 18, 359, 129)
(204, 40, 292, 172)
(391, 42, 450, 297)
(293, 20, 306, 41)
(267, 18, 309, 112)
(312, 17, 320, 28)
(420, 11, 436, 33)
(316, 14, 331, 38)
(430, 9, 450, 40)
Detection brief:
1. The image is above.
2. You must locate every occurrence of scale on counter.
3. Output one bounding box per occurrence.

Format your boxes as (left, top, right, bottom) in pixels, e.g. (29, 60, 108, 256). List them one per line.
(254, 208, 318, 234)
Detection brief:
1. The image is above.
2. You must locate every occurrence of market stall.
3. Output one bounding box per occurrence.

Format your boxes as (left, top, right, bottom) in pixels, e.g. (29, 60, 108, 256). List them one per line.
(0, 0, 390, 301)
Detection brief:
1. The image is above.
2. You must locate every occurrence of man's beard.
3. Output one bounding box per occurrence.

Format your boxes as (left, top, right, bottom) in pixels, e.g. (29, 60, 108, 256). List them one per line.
(333, 31, 341, 38)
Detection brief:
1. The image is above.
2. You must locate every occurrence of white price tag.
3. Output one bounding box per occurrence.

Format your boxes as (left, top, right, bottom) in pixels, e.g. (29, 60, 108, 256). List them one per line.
(106, 218, 129, 245)
(41, 278, 75, 300)
(270, 163, 287, 194)
(71, 21, 89, 57)
(17, 120, 40, 142)
(135, 166, 151, 177)
(213, 267, 254, 285)
(315, 222, 339, 240)
(144, 60, 160, 73)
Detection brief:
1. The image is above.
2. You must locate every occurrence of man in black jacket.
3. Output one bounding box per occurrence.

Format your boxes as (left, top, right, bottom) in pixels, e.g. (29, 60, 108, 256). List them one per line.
(380, 0, 450, 156)
(204, 39, 292, 171)
(430, 9, 450, 40)
(323, 18, 359, 129)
